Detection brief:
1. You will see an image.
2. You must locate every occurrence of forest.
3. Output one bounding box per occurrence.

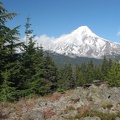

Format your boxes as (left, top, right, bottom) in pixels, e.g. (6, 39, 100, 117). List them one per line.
(0, 1, 120, 102)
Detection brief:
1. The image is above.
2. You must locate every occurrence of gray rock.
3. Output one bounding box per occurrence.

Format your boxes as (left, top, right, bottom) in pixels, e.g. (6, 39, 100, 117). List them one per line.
(27, 109, 45, 120)
(87, 85, 120, 105)
(90, 104, 103, 112)
(115, 117, 120, 120)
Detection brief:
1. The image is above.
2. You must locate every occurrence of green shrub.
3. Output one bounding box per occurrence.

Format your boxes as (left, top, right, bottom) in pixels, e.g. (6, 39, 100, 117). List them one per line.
(74, 110, 118, 120)
(102, 103, 113, 109)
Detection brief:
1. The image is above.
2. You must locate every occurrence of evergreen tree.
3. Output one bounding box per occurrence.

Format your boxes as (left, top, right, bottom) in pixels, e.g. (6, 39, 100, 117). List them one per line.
(0, 1, 22, 101)
(0, 1, 18, 84)
(80, 62, 92, 83)
(19, 17, 37, 97)
(107, 60, 120, 87)
(86, 60, 95, 82)
(72, 65, 77, 87)
(43, 52, 57, 93)
(101, 56, 109, 79)
(20, 17, 57, 96)
(108, 58, 113, 70)
(60, 63, 74, 90)
(31, 45, 48, 95)
(94, 65, 103, 80)
(0, 70, 16, 102)
(0, 1, 20, 62)
(56, 67, 65, 92)
(76, 65, 85, 86)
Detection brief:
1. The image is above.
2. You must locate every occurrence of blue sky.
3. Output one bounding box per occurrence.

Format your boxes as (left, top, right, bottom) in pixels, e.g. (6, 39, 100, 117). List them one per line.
(3, 0, 120, 43)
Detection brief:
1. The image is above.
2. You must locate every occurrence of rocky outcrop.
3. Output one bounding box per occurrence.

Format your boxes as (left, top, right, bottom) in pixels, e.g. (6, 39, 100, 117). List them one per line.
(0, 84, 120, 120)
(25, 109, 45, 120)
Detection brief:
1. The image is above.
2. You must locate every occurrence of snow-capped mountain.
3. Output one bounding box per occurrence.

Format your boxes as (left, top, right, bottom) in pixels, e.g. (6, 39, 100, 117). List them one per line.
(46, 26, 120, 58)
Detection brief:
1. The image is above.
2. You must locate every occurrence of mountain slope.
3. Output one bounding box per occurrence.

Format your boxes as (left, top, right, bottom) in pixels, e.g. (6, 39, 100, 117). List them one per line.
(46, 26, 120, 58)
(48, 52, 103, 66)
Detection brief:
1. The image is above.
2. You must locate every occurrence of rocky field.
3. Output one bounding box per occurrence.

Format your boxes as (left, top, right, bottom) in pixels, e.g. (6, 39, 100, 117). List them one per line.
(1, 84, 120, 120)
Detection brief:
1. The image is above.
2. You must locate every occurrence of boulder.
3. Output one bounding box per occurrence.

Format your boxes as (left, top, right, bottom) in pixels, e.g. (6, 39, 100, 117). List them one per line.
(26, 109, 45, 120)
(115, 117, 120, 120)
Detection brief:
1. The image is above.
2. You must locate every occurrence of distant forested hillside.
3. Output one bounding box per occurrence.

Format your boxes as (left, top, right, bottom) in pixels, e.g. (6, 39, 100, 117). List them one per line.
(48, 52, 120, 66)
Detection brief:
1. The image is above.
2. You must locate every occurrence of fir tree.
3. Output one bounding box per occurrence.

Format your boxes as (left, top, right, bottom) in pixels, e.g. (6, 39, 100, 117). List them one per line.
(107, 60, 120, 87)
(0, 1, 18, 83)
(101, 56, 109, 79)
(0, 1, 22, 101)
(59, 63, 74, 90)
(43, 52, 57, 93)
(94, 65, 103, 80)
(86, 60, 95, 82)
(56, 67, 65, 92)
(20, 17, 37, 97)
(31, 45, 48, 95)
(76, 65, 85, 86)
(0, 70, 16, 102)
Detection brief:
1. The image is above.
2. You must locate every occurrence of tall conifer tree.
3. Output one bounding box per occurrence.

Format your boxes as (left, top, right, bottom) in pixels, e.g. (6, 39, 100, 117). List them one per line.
(0, 1, 21, 101)
(107, 60, 120, 86)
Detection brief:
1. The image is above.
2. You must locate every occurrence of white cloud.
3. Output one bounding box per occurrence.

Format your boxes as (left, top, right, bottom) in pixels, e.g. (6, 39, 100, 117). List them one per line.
(117, 31, 120, 36)
(19, 34, 56, 50)
(35, 34, 55, 49)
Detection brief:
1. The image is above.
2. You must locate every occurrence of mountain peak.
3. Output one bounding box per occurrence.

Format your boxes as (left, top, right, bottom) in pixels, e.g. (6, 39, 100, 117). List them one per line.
(72, 26, 96, 36)
(77, 26, 90, 31)
(46, 26, 120, 59)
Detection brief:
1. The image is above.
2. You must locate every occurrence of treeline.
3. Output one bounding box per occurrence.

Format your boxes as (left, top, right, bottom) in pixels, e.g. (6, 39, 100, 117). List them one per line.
(0, 1, 120, 102)
(57, 57, 120, 90)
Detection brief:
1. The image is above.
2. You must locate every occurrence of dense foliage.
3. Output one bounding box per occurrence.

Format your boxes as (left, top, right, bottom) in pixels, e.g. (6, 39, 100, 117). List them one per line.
(0, 1, 120, 102)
